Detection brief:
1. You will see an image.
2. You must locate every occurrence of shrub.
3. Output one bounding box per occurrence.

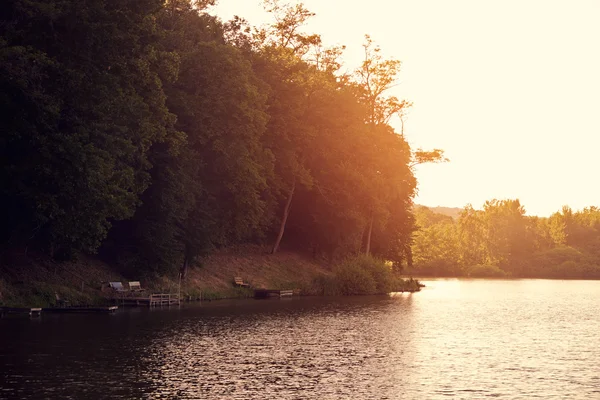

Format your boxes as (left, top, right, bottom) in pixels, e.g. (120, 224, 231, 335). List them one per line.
(464, 264, 507, 278)
(409, 259, 461, 276)
(334, 259, 377, 295)
(532, 246, 583, 268)
(528, 247, 600, 278)
(331, 255, 419, 295)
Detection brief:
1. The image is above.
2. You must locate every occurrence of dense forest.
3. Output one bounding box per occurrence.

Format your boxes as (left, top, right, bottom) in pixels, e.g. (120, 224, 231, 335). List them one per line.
(6, 1, 598, 283)
(411, 201, 600, 279)
(1, 0, 444, 278)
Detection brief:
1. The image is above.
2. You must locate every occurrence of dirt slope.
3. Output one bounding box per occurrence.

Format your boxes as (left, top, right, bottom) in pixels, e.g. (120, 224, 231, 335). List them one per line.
(178, 245, 334, 299)
(0, 245, 333, 306)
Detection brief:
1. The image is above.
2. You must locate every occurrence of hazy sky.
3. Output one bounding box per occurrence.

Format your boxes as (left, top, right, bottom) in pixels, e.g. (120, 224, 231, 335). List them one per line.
(211, 0, 600, 217)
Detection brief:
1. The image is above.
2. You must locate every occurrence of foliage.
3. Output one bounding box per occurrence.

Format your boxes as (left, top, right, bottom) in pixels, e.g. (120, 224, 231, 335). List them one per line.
(333, 259, 377, 295)
(332, 255, 418, 295)
(464, 264, 507, 278)
(0, 0, 175, 257)
(1, 0, 425, 278)
(412, 206, 459, 273)
(410, 201, 600, 279)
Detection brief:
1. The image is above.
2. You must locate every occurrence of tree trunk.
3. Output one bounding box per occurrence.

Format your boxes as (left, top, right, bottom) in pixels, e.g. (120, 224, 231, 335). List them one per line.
(271, 180, 296, 254)
(365, 213, 374, 256)
(406, 245, 413, 269)
(180, 248, 190, 281)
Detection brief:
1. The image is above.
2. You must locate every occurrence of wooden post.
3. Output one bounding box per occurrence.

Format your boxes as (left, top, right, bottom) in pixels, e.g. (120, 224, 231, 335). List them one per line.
(178, 272, 182, 305)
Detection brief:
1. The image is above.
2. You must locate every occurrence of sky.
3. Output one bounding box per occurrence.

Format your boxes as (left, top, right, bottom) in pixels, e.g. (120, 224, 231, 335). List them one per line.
(211, 0, 600, 217)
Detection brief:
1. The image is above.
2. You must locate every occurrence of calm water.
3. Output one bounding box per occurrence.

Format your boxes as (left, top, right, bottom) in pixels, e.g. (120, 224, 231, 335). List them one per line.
(1, 279, 600, 399)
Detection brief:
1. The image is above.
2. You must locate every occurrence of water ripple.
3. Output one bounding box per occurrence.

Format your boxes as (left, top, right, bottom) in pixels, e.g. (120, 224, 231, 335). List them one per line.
(1, 280, 599, 399)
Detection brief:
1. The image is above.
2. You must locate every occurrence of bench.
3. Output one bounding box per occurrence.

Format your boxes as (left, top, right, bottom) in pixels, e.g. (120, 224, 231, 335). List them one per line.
(109, 282, 127, 292)
(233, 277, 250, 287)
(128, 281, 144, 292)
(55, 292, 70, 307)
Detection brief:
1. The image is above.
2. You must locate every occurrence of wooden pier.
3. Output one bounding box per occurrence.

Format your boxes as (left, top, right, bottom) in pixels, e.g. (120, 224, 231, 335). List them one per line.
(0, 307, 42, 317)
(149, 293, 180, 306)
(117, 293, 180, 307)
(42, 306, 118, 314)
(254, 289, 294, 299)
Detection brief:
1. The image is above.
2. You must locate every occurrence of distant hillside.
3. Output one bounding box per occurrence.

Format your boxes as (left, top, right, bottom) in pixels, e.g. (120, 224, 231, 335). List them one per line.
(415, 205, 463, 219)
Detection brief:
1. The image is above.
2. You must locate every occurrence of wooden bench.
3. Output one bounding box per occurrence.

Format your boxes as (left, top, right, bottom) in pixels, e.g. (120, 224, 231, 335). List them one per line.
(233, 277, 250, 287)
(109, 282, 127, 293)
(55, 292, 70, 307)
(128, 281, 144, 292)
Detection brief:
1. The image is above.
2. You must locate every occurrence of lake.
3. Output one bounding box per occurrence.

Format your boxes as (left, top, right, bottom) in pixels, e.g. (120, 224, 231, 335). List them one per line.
(1, 279, 599, 399)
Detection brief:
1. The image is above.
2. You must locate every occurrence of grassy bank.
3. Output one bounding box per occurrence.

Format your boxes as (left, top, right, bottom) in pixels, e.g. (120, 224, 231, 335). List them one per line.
(0, 246, 421, 307)
(175, 245, 336, 301)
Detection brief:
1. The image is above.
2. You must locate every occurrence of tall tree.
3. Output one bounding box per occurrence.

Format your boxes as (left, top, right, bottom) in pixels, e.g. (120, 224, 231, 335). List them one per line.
(0, 0, 175, 258)
(252, 1, 328, 254)
(457, 204, 488, 266)
(481, 199, 530, 273)
(103, 1, 273, 277)
(167, 8, 271, 277)
(352, 35, 414, 256)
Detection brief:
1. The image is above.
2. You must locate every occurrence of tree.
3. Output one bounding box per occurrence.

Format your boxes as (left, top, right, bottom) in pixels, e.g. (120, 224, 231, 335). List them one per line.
(260, 0, 321, 56)
(457, 205, 488, 266)
(411, 207, 460, 275)
(354, 35, 411, 126)
(481, 199, 530, 273)
(352, 35, 416, 257)
(252, 1, 333, 254)
(0, 0, 174, 258)
(101, 1, 273, 277)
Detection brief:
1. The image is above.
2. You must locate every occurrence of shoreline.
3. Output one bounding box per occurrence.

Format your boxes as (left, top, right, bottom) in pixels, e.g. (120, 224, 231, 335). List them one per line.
(0, 246, 421, 308)
(404, 274, 600, 281)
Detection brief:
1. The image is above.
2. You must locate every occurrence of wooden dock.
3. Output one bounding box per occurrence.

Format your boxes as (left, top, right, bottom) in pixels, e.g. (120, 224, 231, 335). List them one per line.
(42, 306, 118, 314)
(254, 289, 294, 299)
(117, 293, 180, 307)
(149, 293, 180, 306)
(0, 307, 42, 317)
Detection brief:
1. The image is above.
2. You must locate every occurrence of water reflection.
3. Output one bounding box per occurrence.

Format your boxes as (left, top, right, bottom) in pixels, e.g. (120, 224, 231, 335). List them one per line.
(143, 295, 416, 399)
(408, 279, 600, 399)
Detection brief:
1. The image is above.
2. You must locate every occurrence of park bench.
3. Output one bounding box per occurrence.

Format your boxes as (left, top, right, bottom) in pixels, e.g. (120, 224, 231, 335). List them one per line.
(54, 292, 70, 307)
(128, 281, 144, 293)
(109, 282, 127, 293)
(233, 277, 250, 287)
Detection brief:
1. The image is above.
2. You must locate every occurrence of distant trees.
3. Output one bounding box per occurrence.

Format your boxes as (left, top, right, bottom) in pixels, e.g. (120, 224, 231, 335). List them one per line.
(1, 0, 434, 277)
(412, 206, 459, 275)
(410, 201, 600, 278)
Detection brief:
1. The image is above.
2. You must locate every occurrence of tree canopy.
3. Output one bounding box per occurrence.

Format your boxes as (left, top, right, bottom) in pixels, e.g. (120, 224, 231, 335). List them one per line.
(1, 0, 435, 278)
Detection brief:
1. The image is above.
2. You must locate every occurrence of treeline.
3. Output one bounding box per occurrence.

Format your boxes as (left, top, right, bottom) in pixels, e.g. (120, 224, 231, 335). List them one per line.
(1, 0, 436, 277)
(411, 200, 600, 279)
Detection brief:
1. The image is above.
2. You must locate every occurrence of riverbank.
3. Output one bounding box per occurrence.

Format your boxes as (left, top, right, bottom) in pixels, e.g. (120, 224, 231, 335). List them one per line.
(0, 246, 421, 307)
(405, 262, 600, 279)
(0, 246, 322, 307)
